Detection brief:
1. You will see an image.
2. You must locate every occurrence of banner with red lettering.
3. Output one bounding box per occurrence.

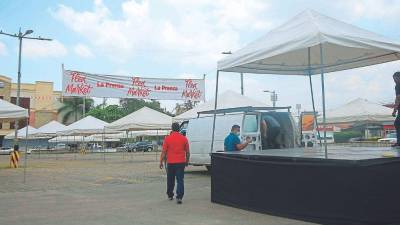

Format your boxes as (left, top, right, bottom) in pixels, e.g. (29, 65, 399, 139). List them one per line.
(62, 69, 205, 101)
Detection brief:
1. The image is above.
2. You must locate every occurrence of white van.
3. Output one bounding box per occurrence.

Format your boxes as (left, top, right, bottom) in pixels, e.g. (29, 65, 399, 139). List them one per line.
(183, 107, 298, 170)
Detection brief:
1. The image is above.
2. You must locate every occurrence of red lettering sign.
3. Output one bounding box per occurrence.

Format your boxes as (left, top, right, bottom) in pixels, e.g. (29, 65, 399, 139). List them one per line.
(70, 71, 86, 83)
(127, 87, 150, 97)
(65, 83, 93, 95)
(132, 77, 145, 87)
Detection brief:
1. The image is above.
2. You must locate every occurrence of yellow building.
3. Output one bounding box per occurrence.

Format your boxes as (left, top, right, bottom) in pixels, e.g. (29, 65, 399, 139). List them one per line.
(0, 75, 62, 139)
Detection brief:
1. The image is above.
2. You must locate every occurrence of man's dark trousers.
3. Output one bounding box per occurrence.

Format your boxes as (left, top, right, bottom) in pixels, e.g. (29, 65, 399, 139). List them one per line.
(167, 163, 185, 199)
(395, 114, 400, 144)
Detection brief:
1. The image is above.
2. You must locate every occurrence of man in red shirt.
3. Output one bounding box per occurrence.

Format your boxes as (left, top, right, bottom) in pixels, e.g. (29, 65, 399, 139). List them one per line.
(159, 122, 190, 204)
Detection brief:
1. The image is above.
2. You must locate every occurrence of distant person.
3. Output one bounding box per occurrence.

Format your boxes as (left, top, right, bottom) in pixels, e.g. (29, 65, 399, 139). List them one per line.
(159, 122, 190, 204)
(392, 72, 400, 147)
(260, 115, 281, 149)
(224, 125, 252, 151)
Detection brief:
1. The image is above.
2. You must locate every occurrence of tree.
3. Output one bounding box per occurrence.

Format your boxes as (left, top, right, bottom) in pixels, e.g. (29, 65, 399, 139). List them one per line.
(58, 97, 94, 124)
(87, 105, 125, 123)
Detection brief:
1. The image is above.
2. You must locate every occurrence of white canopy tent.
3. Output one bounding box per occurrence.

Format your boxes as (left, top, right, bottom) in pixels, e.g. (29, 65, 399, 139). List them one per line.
(32, 120, 67, 138)
(174, 90, 266, 122)
(4, 126, 38, 139)
(57, 116, 109, 136)
(106, 106, 172, 131)
(215, 10, 400, 157)
(48, 135, 85, 143)
(0, 99, 28, 121)
(322, 98, 394, 124)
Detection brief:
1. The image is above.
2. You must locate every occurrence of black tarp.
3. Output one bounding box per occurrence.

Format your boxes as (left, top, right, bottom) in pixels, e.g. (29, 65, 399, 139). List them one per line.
(211, 152, 400, 225)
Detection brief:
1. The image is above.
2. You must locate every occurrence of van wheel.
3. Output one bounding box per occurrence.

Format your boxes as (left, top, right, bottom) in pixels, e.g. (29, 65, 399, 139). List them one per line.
(147, 147, 152, 152)
(206, 166, 211, 172)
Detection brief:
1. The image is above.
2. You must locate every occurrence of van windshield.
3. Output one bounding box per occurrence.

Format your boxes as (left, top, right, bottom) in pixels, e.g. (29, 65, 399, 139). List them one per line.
(243, 114, 258, 133)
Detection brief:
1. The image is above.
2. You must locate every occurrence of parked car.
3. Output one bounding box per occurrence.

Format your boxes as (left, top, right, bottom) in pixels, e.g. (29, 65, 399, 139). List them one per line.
(133, 141, 154, 152)
(0, 147, 13, 155)
(55, 143, 66, 150)
(349, 137, 363, 142)
(378, 133, 397, 144)
(125, 143, 137, 152)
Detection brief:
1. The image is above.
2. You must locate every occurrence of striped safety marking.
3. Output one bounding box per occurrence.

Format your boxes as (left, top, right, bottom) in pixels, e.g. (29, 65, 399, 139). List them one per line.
(10, 151, 20, 168)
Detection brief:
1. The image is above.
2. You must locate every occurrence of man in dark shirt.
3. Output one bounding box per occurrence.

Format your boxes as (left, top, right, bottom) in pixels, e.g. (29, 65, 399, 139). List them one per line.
(392, 72, 400, 147)
(224, 125, 252, 151)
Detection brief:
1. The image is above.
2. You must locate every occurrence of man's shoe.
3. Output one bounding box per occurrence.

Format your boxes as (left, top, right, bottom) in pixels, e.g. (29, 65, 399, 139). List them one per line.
(168, 197, 173, 201)
(176, 198, 182, 204)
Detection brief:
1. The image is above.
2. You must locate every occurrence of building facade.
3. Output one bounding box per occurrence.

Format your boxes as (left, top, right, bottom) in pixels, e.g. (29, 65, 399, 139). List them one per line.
(0, 75, 62, 144)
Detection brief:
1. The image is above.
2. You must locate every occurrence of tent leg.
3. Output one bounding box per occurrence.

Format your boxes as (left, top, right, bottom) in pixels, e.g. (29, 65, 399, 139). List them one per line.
(210, 70, 220, 154)
(319, 44, 328, 158)
(307, 47, 322, 147)
(240, 73, 244, 95)
(23, 118, 29, 183)
(103, 128, 106, 162)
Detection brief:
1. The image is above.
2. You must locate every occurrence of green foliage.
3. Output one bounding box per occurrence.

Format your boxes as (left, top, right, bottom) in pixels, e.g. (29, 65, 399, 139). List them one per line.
(333, 130, 363, 143)
(86, 105, 125, 123)
(87, 98, 171, 123)
(58, 97, 94, 124)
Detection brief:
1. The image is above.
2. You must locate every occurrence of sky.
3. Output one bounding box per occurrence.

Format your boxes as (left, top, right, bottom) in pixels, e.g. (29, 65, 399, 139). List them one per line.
(0, 0, 399, 113)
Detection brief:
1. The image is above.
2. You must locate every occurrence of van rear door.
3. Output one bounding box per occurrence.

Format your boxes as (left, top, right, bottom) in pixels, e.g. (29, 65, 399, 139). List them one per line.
(241, 113, 261, 151)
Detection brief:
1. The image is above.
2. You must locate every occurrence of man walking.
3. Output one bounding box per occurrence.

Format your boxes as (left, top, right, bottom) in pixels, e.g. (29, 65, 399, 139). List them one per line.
(159, 122, 190, 204)
(392, 72, 400, 147)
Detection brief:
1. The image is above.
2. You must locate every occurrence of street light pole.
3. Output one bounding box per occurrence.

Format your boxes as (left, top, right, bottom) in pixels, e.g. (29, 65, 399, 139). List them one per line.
(263, 90, 278, 107)
(0, 28, 52, 144)
(221, 51, 244, 95)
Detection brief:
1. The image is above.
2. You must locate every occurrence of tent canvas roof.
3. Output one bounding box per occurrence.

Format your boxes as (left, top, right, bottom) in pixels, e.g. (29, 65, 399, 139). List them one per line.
(321, 98, 394, 123)
(174, 90, 267, 121)
(33, 120, 67, 137)
(106, 106, 172, 131)
(218, 10, 400, 75)
(58, 116, 109, 135)
(5, 126, 38, 139)
(0, 99, 28, 122)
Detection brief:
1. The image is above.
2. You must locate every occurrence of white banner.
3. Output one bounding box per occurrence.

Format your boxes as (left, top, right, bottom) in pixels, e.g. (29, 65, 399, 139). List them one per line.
(62, 69, 205, 101)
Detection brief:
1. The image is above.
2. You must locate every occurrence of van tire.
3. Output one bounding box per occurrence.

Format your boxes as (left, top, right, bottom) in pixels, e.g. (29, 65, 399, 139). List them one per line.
(206, 166, 211, 172)
(147, 147, 152, 152)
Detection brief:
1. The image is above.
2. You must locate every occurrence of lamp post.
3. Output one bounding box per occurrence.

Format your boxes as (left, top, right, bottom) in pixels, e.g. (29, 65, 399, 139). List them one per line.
(263, 90, 278, 107)
(0, 28, 52, 144)
(222, 51, 244, 95)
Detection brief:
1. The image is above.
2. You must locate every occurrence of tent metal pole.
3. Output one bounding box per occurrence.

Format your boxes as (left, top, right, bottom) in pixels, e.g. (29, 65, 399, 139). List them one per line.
(319, 44, 328, 158)
(210, 70, 220, 154)
(103, 128, 106, 162)
(240, 73, 244, 95)
(23, 117, 29, 183)
(307, 47, 322, 146)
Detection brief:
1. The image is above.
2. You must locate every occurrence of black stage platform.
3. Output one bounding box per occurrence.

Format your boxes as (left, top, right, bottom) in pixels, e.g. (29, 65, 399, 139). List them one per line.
(211, 147, 400, 225)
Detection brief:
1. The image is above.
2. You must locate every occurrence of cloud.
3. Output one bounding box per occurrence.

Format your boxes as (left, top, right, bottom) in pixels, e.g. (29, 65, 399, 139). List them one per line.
(74, 43, 94, 58)
(22, 39, 67, 58)
(337, 0, 400, 21)
(0, 41, 7, 56)
(50, 0, 273, 66)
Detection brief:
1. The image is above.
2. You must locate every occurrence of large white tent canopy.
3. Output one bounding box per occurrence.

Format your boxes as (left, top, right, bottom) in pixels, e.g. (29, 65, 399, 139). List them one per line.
(214, 9, 400, 156)
(218, 10, 400, 75)
(106, 106, 172, 131)
(322, 98, 394, 124)
(32, 120, 67, 138)
(0, 99, 28, 122)
(5, 126, 38, 139)
(174, 90, 266, 122)
(58, 116, 109, 136)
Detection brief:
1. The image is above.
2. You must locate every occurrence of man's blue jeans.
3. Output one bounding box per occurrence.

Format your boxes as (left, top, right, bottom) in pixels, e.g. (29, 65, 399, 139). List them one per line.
(167, 163, 185, 199)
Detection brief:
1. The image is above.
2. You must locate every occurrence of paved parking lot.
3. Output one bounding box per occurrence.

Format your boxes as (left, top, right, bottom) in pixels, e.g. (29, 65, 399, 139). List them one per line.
(0, 152, 316, 225)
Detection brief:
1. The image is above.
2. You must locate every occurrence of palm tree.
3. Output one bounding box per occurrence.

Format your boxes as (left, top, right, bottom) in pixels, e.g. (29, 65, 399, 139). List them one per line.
(58, 97, 94, 124)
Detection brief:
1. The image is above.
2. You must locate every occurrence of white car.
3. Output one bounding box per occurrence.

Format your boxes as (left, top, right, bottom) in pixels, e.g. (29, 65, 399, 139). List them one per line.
(0, 147, 13, 155)
(378, 133, 397, 144)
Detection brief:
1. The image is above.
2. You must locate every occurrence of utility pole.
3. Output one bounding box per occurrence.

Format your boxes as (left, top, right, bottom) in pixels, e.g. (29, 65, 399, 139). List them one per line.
(221, 51, 244, 95)
(264, 90, 278, 107)
(0, 28, 52, 144)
